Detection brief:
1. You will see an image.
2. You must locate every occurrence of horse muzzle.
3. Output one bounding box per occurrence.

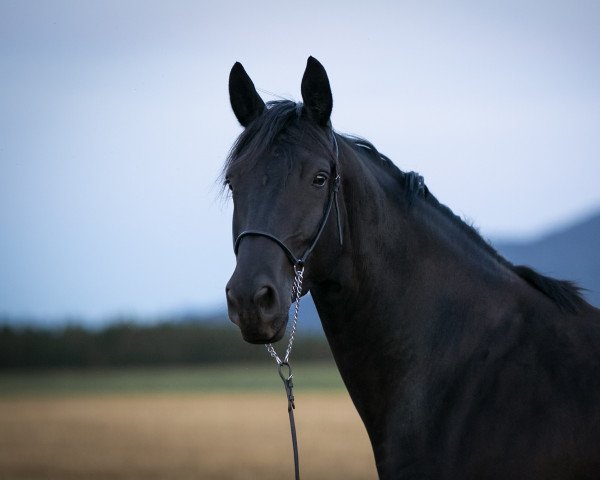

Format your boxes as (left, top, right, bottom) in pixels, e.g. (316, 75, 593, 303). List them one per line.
(225, 270, 291, 344)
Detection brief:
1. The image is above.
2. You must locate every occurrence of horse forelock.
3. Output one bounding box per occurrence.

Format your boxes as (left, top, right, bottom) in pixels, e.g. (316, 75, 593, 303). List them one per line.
(222, 100, 336, 189)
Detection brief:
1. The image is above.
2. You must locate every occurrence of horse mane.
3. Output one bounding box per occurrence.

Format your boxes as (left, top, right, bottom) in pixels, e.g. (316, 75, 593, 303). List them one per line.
(345, 136, 587, 314)
(224, 99, 587, 313)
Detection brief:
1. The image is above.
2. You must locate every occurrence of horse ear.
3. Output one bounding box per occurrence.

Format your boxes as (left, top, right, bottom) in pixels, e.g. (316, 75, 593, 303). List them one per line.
(301, 56, 333, 127)
(229, 62, 265, 127)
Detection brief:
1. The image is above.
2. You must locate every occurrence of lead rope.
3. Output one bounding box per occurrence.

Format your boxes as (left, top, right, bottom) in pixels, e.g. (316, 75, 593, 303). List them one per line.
(265, 264, 304, 480)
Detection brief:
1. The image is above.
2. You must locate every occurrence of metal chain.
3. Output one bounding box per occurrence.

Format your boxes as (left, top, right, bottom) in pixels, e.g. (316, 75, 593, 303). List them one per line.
(266, 265, 305, 480)
(265, 265, 305, 365)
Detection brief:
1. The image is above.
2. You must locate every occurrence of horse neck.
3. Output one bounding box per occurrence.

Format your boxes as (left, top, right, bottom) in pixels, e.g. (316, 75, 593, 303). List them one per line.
(310, 142, 518, 434)
(314, 142, 514, 332)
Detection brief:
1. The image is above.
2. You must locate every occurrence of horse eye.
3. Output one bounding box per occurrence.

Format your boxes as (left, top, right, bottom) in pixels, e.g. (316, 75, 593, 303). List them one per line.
(225, 179, 233, 192)
(312, 173, 328, 187)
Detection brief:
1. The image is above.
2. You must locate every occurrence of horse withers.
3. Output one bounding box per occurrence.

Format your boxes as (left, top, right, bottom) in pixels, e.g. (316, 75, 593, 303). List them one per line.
(223, 57, 600, 479)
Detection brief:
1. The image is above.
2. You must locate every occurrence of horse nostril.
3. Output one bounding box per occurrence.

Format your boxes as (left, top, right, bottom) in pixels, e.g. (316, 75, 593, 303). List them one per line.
(254, 285, 278, 313)
(226, 288, 241, 326)
(226, 288, 236, 306)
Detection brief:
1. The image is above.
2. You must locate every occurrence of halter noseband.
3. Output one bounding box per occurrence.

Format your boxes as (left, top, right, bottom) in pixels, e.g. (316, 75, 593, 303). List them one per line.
(233, 132, 343, 268)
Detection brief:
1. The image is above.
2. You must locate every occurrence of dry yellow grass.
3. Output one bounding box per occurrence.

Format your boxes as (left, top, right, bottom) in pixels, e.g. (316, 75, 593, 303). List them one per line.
(0, 393, 377, 480)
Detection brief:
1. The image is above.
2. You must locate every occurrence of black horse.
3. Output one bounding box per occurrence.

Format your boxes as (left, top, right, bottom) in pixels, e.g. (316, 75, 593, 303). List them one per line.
(223, 57, 600, 479)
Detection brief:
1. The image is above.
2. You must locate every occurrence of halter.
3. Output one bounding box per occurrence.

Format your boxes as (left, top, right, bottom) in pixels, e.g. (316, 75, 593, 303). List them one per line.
(232, 130, 342, 363)
(231, 130, 342, 480)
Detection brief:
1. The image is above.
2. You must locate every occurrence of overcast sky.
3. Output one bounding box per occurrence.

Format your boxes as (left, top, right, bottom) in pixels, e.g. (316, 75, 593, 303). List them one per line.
(1, 0, 599, 323)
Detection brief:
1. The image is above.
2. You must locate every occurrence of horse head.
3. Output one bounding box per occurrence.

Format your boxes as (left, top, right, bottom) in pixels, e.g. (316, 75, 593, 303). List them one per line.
(224, 57, 343, 344)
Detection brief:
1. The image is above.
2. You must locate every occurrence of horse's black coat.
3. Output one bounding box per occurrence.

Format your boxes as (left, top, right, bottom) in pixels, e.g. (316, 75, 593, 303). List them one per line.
(224, 57, 600, 479)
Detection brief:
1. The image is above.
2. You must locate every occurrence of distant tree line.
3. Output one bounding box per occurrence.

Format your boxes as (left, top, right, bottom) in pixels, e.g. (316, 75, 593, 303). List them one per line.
(0, 319, 333, 368)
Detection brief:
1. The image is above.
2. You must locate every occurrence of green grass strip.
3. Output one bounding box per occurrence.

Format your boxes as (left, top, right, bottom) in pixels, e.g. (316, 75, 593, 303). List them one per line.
(0, 362, 346, 396)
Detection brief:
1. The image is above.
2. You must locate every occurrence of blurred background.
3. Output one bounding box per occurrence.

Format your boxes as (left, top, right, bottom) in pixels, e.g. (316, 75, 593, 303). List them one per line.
(1, 1, 599, 479)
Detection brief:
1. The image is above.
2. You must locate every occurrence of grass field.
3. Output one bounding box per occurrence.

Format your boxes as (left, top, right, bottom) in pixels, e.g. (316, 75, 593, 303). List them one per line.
(0, 363, 347, 396)
(0, 363, 378, 479)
